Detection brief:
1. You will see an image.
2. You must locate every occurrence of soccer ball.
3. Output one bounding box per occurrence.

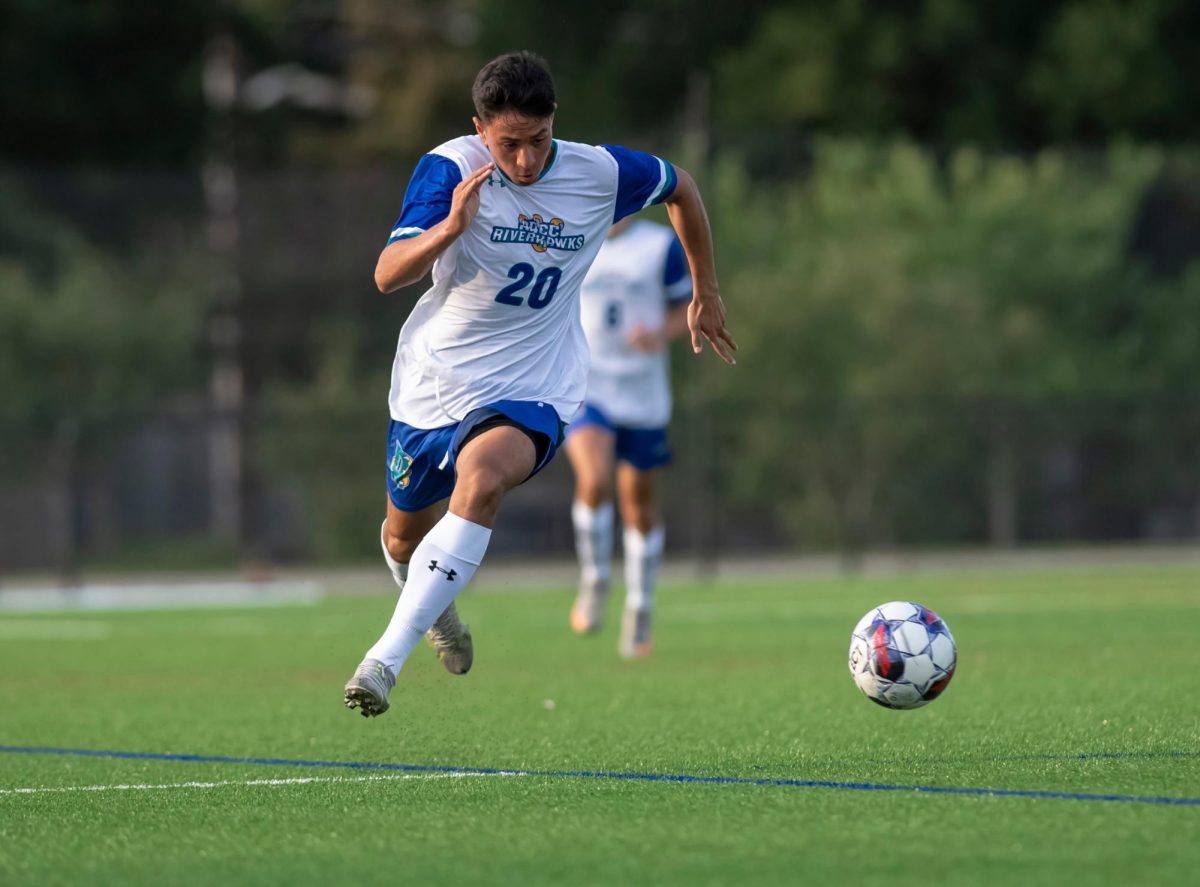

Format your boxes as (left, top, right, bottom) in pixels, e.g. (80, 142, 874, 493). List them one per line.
(848, 601, 956, 709)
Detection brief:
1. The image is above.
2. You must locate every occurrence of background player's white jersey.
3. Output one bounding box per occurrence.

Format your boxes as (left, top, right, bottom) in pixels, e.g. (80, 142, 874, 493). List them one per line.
(386, 136, 677, 429)
(579, 220, 692, 428)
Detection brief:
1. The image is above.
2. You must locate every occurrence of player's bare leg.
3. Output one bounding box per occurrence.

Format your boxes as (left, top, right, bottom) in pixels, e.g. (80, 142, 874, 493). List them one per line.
(382, 500, 442, 559)
(565, 426, 616, 633)
(616, 462, 663, 658)
(345, 426, 535, 717)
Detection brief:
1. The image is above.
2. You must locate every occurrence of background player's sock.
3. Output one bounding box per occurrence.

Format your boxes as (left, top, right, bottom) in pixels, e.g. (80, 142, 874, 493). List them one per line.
(364, 513, 491, 676)
(623, 525, 665, 613)
(380, 519, 408, 590)
(572, 500, 614, 586)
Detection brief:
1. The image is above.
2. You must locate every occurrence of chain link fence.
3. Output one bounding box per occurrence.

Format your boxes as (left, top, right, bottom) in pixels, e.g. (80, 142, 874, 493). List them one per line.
(2, 394, 1198, 575)
(3, 165, 1198, 576)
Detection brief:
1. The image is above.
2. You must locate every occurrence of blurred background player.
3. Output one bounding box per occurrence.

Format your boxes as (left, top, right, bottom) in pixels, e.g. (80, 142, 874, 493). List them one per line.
(566, 217, 692, 658)
(343, 51, 736, 717)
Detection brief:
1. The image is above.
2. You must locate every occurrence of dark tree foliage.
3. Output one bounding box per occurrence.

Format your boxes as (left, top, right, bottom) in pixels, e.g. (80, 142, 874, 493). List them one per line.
(477, 0, 1200, 151)
(0, 0, 218, 166)
(3, 0, 1198, 169)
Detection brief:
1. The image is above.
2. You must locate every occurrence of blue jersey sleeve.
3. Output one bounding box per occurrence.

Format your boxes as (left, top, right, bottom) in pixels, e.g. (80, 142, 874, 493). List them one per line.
(662, 236, 692, 303)
(387, 154, 463, 244)
(600, 145, 678, 223)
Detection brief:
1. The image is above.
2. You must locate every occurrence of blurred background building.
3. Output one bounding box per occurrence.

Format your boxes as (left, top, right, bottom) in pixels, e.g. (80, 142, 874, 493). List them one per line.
(2, 0, 1199, 576)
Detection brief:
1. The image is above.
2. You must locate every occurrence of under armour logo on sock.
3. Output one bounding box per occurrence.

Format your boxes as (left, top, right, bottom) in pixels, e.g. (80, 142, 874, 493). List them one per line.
(428, 560, 457, 581)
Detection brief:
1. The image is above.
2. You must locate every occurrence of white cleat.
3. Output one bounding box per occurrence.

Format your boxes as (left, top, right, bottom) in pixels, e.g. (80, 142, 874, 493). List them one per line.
(343, 658, 396, 718)
(618, 608, 653, 659)
(425, 602, 473, 675)
(570, 577, 610, 635)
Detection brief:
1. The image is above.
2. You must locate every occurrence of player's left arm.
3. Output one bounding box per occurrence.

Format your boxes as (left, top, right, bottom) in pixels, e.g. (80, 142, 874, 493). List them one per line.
(663, 167, 737, 365)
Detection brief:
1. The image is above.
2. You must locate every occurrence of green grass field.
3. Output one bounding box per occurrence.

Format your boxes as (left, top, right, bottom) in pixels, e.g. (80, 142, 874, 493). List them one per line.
(1, 562, 1198, 885)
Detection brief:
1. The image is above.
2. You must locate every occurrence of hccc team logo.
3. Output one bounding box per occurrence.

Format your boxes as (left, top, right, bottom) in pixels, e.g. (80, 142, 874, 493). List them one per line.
(491, 214, 584, 253)
(389, 442, 413, 489)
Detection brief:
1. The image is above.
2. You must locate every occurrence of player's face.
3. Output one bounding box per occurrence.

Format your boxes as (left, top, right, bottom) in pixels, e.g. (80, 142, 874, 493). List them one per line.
(474, 113, 555, 185)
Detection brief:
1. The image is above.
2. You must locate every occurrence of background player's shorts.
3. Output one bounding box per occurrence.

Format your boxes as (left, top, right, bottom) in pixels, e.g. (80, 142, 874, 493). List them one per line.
(386, 399, 566, 512)
(567, 403, 671, 471)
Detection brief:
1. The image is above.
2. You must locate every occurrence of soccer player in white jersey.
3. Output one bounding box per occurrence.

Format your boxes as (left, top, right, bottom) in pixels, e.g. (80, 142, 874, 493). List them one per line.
(566, 217, 691, 657)
(344, 51, 736, 718)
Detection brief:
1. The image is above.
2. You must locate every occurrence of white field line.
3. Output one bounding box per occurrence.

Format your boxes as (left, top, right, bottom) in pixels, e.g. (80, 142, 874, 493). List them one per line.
(660, 588, 1200, 623)
(0, 619, 111, 640)
(0, 771, 509, 796)
(0, 581, 323, 614)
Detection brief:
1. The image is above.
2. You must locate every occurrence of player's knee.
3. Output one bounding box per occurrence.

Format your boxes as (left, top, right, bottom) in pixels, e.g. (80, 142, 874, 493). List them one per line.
(622, 503, 658, 535)
(384, 525, 419, 562)
(454, 468, 507, 518)
(577, 477, 612, 508)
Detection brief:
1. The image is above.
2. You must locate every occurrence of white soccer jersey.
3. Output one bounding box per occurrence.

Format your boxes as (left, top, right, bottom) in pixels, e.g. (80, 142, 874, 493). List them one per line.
(579, 220, 692, 428)
(385, 136, 677, 430)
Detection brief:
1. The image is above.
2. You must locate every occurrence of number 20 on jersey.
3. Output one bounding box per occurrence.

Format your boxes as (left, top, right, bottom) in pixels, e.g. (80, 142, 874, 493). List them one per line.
(495, 263, 562, 310)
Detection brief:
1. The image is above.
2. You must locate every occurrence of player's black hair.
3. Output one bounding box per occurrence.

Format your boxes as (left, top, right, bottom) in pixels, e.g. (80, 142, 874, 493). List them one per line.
(471, 51, 557, 121)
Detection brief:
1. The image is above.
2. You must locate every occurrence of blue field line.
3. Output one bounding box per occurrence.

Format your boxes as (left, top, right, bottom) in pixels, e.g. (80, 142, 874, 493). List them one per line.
(841, 750, 1200, 767)
(1, 745, 1197, 806)
(1035, 751, 1200, 761)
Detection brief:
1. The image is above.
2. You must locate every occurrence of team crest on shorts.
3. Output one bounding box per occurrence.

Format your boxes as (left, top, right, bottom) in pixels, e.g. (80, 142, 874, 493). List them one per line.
(389, 442, 413, 489)
(490, 213, 584, 253)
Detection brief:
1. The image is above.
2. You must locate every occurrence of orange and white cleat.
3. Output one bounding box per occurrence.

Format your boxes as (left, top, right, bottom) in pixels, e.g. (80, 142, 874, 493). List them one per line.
(570, 578, 610, 635)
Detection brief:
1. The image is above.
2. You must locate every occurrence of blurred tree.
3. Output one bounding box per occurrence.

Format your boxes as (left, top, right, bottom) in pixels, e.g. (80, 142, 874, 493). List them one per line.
(688, 141, 1198, 549)
(3, 0, 1199, 168)
(1027, 0, 1183, 142)
(3, 0, 1200, 561)
(0, 240, 204, 446)
(0, 174, 207, 570)
(315, 0, 485, 163)
(0, 0, 217, 166)
(472, 0, 774, 147)
(0, 176, 206, 443)
(712, 0, 1200, 151)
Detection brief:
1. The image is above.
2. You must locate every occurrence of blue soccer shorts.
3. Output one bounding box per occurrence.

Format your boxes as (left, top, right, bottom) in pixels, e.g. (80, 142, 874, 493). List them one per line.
(386, 399, 566, 512)
(566, 403, 672, 471)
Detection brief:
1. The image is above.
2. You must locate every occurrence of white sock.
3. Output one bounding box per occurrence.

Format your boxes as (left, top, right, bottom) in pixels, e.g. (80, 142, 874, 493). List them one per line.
(623, 525, 664, 613)
(572, 501, 614, 586)
(380, 520, 408, 590)
(364, 513, 491, 675)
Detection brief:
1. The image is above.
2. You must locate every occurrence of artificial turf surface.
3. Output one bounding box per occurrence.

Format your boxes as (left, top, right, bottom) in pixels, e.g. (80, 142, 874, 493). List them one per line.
(1, 562, 1198, 885)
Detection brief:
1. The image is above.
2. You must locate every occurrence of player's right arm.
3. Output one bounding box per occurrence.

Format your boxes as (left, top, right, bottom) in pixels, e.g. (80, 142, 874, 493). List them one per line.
(374, 159, 495, 294)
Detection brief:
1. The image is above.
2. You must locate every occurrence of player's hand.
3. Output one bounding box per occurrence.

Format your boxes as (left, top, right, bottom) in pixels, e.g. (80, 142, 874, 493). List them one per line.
(445, 162, 496, 235)
(627, 324, 666, 353)
(688, 291, 737, 365)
